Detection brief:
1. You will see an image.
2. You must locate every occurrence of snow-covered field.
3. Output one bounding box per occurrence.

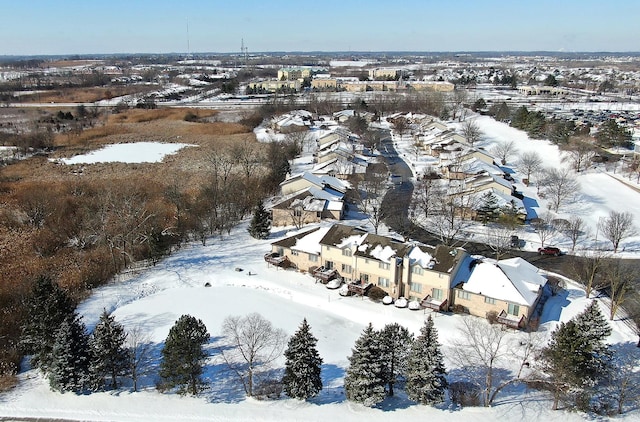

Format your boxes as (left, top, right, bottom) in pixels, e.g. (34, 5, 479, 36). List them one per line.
(57, 142, 192, 164)
(0, 220, 638, 422)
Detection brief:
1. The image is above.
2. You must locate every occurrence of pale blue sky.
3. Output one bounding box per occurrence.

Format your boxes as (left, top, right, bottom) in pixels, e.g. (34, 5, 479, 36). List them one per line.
(1, 0, 638, 55)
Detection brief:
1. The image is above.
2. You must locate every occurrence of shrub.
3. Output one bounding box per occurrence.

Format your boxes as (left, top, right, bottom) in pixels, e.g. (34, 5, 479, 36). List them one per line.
(486, 311, 498, 324)
(184, 112, 198, 122)
(367, 286, 387, 302)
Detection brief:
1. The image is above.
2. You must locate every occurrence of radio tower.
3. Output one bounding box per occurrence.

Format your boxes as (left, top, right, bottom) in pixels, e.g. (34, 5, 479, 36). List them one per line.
(240, 38, 248, 67)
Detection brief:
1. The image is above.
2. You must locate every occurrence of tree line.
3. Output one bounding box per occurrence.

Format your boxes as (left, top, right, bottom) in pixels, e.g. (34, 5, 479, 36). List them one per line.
(19, 275, 637, 415)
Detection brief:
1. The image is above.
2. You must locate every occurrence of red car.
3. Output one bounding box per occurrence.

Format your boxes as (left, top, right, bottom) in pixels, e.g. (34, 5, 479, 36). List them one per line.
(538, 246, 562, 256)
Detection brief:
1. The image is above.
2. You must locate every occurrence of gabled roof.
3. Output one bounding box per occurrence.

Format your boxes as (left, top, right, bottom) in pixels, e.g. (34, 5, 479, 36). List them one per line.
(461, 257, 547, 306)
(280, 171, 351, 193)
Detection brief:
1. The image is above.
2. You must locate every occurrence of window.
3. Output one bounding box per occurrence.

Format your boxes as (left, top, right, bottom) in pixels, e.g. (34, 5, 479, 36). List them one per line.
(412, 265, 424, 275)
(293, 208, 302, 217)
(379, 261, 390, 270)
(457, 290, 471, 300)
(342, 248, 352, 257)
(360, 274, 369, 283)
(484, 297, 496, 305)
(378, 277, 390, 288)
(277, 247, 284, 256)
(409, 282, 422, 293)
(508, 303, 520, 316)
(432, 288, 443, 300)
(342, 264, 352, 273)
(308, 254, 318, 262)
(325, 260, 334, 270)
(291, 250, 298, 256)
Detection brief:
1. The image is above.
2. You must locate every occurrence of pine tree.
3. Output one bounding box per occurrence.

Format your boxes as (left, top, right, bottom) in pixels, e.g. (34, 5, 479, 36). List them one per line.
(248, 202, 271, 240)
(159, 314, 210, 395)
(89, 310, 129, 390)
(379, 322, 412, 396)
(48, 313, 91, 393)
(344, 323, 385, 407)
(540, 311, 612, 410)
(282, 318, 323, 400)
(20, 274, 75, 371)
(574, 301, 611, 344)
(405, 316, 448, 405)
(477, 191, 500, 223)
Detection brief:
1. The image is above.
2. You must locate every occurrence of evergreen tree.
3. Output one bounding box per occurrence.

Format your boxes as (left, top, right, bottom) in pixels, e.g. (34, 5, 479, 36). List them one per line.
(48, 313, 91, 393)
(573, 301, 612, 373)
(344, 323, 385, 407)
(89, 310, 129, 390)
(539, 309, 612, 410)
(477, 191, 500, 223)
(159, 314, 210, 395)
(20, 274, 75, 371)
(248, 202, 271, 240)
(379, 322, 412, 396)
(405, 316, 448, 405)
(282, 318, 323, 400)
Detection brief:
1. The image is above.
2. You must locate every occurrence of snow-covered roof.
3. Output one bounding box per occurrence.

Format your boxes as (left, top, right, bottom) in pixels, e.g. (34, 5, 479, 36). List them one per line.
(407, 245, 434, 268)
(461, 257, 547, 306)
(290, 226, 332, 255)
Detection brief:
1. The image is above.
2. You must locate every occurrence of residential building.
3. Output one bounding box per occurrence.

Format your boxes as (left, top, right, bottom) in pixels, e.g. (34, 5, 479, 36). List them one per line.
(267, 224, 547, 329)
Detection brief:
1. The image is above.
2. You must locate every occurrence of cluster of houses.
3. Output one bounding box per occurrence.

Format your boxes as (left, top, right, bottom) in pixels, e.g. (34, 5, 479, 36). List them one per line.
(248, 66, 455, 94)
(267, 223, 549, 329)
(393, 117, 527, 220)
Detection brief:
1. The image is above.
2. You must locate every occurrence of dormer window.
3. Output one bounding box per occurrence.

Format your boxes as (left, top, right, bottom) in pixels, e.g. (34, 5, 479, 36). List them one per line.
(342, 248, 352, 257)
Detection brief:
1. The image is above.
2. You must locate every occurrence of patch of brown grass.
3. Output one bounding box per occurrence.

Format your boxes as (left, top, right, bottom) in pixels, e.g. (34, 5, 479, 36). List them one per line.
(21, 85, 158, 103)
(109, 108, 219, 124)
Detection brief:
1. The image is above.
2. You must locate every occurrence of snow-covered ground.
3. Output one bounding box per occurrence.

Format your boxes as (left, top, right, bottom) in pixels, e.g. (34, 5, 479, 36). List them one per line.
(56, 142, 193, 164)
(0, 220, 638, 422)
(391, 114, 640, 256)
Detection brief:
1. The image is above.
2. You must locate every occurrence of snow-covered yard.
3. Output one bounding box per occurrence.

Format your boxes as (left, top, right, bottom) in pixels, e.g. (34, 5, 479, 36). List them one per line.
(1, 220, 638, 422)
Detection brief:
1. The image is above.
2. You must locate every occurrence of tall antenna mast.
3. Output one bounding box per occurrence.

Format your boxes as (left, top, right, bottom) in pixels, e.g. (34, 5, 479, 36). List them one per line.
(186, 19, 190, 58)
(241, 38, 248, 67)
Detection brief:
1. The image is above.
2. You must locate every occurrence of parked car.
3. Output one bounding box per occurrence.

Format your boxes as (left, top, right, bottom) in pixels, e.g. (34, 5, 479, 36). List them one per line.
(326, 278, 344, 290)
(538, 246, 562, 256)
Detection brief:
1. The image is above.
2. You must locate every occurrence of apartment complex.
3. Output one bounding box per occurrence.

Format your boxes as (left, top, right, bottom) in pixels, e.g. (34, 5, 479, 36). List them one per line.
(268, 224, 548, 328)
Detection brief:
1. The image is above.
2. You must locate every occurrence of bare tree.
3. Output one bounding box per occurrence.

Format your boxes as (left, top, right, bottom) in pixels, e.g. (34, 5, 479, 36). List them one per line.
(284, 130, 309, 156)
(561, 215, 589, 253)
(452, 318, 538, 406)
(485, 224, 515, 261)
(392, 117, 410, 140)
(428, 182, 476, 246)
(491, 140, 518, 165)
(516, 151, 542, 186)
(220, 313, 287, 397)
(532, 212, 556, 249)
(411, 173, 446, 219)
(598, 211, 637, 253)
(569, 250, 610, 299)
(561, 138, 596, 173)
(355, 165, 389, 234)
(541, 167, 579, 212)
(460, 119, 483, 145)
(126, 325, 154, 392)
(451, 88, 468, 121)
(603, 259, 637, 320)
